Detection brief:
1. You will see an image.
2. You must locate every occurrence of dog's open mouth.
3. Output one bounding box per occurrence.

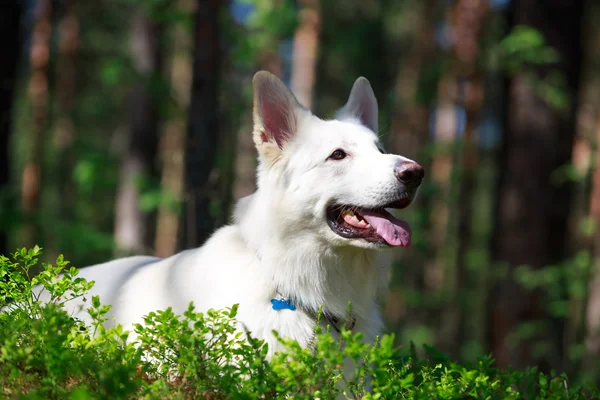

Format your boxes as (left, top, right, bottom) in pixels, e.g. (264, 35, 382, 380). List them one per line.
(326, 198, 412, 247)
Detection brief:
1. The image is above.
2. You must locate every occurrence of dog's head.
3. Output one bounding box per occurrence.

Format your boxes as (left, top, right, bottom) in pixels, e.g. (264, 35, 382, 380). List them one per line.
(251, 71, 424, 249)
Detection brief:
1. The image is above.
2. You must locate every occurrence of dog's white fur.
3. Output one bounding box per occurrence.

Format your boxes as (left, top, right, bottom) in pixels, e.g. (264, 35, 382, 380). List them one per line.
(49, 71, 420, 360)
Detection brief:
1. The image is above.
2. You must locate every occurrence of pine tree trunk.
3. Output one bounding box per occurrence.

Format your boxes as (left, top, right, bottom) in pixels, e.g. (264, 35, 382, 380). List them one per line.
(114, 9, 163, 255)
(233, 111, 258, 200)
(50, 0, 79, 259)
(0, 2, 24, 256)
(450, 0, 488, 356)
(584, 114, 600, 366)
(21, 0, 52, 249)
(389, 0, 437, 162)
(488, 0, 583, 371)
(290, 0, 320, 108)
(155, 1, 194, 257)
(182, 0, 221, 248)
(384, 0, 437, 332)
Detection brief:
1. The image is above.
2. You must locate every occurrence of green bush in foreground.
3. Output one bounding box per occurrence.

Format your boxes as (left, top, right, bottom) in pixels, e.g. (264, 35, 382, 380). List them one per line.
(0, 248, 597, 399)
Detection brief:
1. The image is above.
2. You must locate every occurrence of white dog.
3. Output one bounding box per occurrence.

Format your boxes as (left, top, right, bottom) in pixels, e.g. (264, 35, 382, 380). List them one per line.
(53, 71, 424, 361)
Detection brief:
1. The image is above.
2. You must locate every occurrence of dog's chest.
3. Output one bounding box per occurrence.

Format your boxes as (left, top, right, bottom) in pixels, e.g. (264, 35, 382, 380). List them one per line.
(233, 304, 316, 358)
(234, 298, 383, 360)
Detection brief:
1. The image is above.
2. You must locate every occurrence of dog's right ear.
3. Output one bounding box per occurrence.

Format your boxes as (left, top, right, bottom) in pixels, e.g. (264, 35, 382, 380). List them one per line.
(252, 71, 304, 163)
(336, 77, 378, 133)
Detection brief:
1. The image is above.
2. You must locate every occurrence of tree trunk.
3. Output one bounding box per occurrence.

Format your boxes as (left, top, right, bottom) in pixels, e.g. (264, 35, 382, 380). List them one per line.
(155, 0, 194, 257)
(182, 0, 221, 248)
(114, 9, 163, 255)
(584, 114, 600, 366)
(450, 0, 488, 357)
(0, 1, 24, 255)
(290, 0, 320, 108)
(384, 0, 438, 332)
(389, 0, 437, 162)
(577, 0, 600, 378)
(50, 0, 79, 258)
(0, 1, 24, 256)
(21, 0, 52, 249)
(488, 0, 583, 371)
(233, 111, 258, 200)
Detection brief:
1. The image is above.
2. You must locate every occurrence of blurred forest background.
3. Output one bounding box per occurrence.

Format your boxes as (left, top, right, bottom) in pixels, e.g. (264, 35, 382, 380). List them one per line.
(2, 0, 600, 386)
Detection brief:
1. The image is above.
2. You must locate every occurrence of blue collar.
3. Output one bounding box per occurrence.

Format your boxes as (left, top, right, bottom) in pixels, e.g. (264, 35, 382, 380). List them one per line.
(271, 297, 296, 311)
(270, 294, 356, 332)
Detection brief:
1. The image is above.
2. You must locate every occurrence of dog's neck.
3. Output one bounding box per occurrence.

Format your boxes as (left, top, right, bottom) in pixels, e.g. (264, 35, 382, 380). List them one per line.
(234, 191, 385, 320)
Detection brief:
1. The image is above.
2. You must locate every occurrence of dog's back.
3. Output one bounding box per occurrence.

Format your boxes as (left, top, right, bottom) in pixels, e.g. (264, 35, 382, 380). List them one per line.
(35, 255, 159, 325)
(61, 225, 317, 356)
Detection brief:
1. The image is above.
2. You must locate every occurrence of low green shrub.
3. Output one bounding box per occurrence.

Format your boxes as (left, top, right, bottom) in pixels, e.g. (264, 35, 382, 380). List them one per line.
(0, 247, 597, 399)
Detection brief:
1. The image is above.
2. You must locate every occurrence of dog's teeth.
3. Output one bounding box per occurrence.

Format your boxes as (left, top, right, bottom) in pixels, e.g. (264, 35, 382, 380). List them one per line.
(343, 212, 369, 228)
(355, 218, 369, 228)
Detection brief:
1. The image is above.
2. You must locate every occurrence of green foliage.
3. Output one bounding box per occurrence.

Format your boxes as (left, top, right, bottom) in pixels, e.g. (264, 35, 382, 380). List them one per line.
(232, 0, 298, 67)
(133, 174, 181, 214)
(1, 249, 598, 399)
(496, 25, 570, 112)
(0, 247, 141, 399)
(499, 25, 560, 72)
(513, 251, 592, 319)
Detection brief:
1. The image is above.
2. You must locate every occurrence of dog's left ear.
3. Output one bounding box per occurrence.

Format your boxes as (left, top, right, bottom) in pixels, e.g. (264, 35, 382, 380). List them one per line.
(336, 77, 379, 133)
(252, 71, 306, 164)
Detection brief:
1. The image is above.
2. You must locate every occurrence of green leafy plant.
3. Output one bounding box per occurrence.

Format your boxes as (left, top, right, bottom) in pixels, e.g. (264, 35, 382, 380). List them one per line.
(494, 25, 571, 113)
(0, 248, 598, 399)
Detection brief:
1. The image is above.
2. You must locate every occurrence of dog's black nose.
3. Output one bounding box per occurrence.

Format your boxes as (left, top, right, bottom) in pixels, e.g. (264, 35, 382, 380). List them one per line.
(394, 161, 424, 186)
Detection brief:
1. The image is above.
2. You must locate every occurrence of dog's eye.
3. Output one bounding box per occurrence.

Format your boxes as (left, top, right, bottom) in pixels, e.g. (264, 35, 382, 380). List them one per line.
(378, 148, 385, 154)
(329, 149, 347, 161)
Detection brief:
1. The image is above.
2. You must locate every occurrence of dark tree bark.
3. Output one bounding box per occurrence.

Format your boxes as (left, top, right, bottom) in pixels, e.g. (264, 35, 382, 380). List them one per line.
(232, 111, 257, 200)
(584, 115, 600, 371)
(21, 0, 52, 249)
(384, 0, 438, 333)
(290, 0, 320, 109)
(49, 0, 78, 259)
(0, 2, 24, 256)
(488, 0, 583, 371)
(182, 0, 221, 248)
(389, 0, 438, 162)
(450, 0, 488, 357)
(114, 9, 163, 255)
(155, 0, 194, 257)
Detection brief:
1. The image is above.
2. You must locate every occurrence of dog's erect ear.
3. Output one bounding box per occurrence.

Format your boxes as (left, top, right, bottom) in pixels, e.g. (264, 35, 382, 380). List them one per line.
(252, 71, 304, 162)
(336, 77, 378, 133)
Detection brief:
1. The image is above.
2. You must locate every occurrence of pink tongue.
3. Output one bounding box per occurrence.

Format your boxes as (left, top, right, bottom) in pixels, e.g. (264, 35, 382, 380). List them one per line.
(361, 209, 411, 247)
